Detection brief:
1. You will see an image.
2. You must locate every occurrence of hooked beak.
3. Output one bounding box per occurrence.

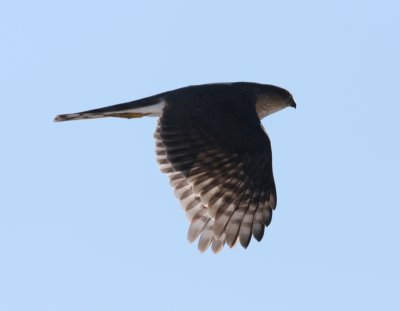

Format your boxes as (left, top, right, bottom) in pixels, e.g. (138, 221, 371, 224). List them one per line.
(290, 97, 296, 109)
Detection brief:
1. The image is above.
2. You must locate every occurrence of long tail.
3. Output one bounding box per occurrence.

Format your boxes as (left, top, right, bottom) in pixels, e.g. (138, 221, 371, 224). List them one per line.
(54, 94, 166, 122)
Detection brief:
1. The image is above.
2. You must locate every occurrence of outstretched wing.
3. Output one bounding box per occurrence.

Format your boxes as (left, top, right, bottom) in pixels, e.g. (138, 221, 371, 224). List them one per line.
(156, 86, 277, 252)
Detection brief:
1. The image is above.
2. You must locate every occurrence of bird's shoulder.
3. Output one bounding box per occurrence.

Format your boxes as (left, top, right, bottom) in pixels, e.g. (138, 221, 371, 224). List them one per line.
(163, 82, 260, 109)
(159, 83, 269, 154)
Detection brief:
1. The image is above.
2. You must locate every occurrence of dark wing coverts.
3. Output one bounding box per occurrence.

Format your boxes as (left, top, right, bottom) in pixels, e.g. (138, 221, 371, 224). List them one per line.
(155, 84, 277, 252)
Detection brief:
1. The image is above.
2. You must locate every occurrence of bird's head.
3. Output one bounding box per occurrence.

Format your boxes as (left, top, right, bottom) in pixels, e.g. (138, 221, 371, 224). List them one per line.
(255, 84, 296, 119)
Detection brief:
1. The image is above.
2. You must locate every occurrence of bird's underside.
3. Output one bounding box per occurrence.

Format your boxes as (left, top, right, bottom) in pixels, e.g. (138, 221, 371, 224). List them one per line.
(55, 82, 295, 252)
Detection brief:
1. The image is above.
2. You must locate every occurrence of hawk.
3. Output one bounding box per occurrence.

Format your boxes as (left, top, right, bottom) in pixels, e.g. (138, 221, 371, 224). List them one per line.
(55, 82, 296, 252)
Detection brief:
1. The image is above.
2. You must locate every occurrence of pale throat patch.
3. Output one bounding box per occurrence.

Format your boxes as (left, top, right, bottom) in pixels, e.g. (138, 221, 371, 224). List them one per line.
(256, 96, 287, 119)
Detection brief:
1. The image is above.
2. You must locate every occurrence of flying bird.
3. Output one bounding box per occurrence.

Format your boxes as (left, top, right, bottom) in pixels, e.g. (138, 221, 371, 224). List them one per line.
(55, 82, 296, 253)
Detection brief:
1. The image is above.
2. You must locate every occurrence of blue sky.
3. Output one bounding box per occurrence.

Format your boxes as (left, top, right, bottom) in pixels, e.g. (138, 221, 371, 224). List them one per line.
(1, 1, 399, 310)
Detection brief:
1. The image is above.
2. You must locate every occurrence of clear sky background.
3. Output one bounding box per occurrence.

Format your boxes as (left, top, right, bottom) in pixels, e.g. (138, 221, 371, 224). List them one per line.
(1, 1, 399, 310)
